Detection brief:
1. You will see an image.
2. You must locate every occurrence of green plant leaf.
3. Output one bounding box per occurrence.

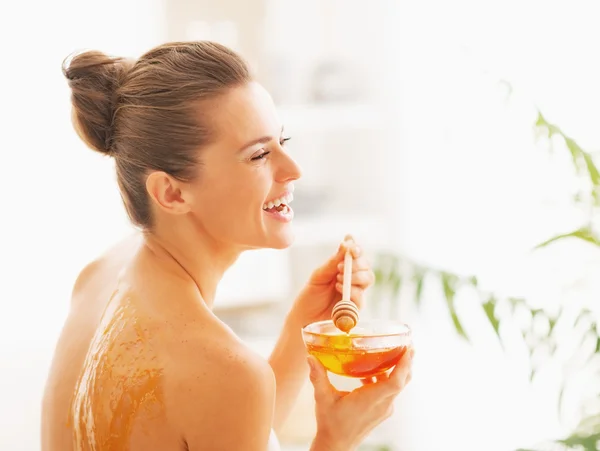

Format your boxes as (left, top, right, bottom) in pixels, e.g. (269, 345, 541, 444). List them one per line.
(565, 137, 585, 173)
(508, 297, 526, 312)
(575, 309, 592, 327)
(529, 367, 537, 383)
(441, 272, 458, 302)
(563, 137, 600, 189)
(413, 268, 425, 307)
(535, 111, 561, 138)
(582, 151, 600, 186)
(576, 413, 600, 434)
(482, 296, 502, 344)
(469, 275, 478, 287)
(440, 272, 469, 340)
(390, 273, 402, 298)
(389, 273, 402, 319)
(534, 227, 600, 249)
(535, 111, 599, 191)
(450, 311, 469, 340)
(558, 381, 567, 418)
(388, 255, 400, 280)
(531, 308, 544, 318)
(558, 431, 600, 450)
(548, 317, 558, 335)
(373, 267, 385, 285)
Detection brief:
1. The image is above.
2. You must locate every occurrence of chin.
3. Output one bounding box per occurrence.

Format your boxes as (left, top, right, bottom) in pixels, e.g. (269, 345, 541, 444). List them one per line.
(239, 227, 295, 252)
(264, 226, 296, 250)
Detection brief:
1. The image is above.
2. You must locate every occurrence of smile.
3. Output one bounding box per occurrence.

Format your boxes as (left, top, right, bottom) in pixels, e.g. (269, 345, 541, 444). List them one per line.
(262, 191, 294, 222)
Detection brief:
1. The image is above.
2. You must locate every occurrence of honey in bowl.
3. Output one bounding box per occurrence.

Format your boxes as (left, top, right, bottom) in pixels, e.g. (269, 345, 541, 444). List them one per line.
(302, 320, 412, 379)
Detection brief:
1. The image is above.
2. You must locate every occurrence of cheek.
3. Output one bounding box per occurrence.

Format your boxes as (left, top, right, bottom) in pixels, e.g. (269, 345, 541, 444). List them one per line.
(193, 170, 269, 216)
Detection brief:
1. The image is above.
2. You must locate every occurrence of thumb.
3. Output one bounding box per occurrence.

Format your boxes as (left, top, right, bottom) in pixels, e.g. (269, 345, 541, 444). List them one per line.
(307, 355, 335, 402)
(309, 236, 353, 283)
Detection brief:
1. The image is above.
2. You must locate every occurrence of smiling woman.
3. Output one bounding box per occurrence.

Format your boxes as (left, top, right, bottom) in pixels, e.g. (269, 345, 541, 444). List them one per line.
(41, 40, 412, 451)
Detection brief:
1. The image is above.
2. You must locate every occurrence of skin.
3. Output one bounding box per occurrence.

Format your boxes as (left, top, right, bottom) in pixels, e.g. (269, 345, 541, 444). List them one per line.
(41, 81, 405, 451)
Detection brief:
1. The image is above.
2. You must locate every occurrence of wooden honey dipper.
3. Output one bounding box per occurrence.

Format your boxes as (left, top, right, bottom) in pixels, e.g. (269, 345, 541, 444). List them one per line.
(331, 245, 359, 333)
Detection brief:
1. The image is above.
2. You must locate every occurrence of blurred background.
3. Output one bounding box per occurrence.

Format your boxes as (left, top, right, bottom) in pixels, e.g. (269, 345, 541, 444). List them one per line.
(2, 0, 600, 450)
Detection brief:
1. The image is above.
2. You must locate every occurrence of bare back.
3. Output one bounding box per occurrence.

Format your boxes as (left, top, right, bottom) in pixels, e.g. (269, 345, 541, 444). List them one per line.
(41, 234, 278, 451)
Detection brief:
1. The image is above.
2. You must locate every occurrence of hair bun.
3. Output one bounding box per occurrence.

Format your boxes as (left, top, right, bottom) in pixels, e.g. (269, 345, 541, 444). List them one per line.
(63, 50, 133, 155)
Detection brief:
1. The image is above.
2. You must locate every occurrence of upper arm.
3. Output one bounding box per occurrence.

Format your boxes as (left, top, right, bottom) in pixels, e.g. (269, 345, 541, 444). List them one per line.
(166, 343, 276, 451)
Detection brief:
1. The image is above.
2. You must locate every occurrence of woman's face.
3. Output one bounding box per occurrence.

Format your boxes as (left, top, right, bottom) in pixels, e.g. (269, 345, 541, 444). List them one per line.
(187, 81, 302, 250)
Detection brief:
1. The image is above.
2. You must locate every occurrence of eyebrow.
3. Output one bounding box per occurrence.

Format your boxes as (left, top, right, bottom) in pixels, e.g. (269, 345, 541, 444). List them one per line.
(237, 126, 285, 153)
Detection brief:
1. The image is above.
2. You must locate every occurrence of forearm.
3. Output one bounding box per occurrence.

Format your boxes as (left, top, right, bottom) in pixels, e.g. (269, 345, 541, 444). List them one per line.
(268, 310, 309, 432)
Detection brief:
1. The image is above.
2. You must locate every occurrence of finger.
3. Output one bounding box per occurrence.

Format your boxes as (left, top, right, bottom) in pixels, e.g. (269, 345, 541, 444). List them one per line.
(402, 349, 415, 386)
(378, 371, 391, 382)
(337, 254, 371, 273)
(360, 376, 376, 385)
(360, 373, 388, 385)
(337, 249, 371, 272)
(337, 269, 375, 288)
(383, 349, 414, 395)
(307, 356, 337, 404)
(360, 349, 412, 401)
(334, 284, 364, 309)
(320, 237, 362, 279)
(308, 243, 348, 284)
(340, 240, 361, 259)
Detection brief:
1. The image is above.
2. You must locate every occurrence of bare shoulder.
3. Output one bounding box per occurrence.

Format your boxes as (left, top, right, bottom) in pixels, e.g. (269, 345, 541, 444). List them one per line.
(163, 319, 276, 451)
(70, 232, 143, 302)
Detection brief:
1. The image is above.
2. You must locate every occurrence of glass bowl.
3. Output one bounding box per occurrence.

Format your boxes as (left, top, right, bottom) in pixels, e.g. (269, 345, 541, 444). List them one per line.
(301, 319, 412, 378)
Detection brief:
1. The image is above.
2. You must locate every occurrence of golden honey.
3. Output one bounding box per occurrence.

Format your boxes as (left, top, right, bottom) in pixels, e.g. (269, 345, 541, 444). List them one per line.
(70, 292, 165, 450)
(306, 333, 408, 378)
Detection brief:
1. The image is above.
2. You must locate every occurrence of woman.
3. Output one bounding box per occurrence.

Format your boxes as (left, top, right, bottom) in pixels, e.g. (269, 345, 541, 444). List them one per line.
(41, 41, 413, 451)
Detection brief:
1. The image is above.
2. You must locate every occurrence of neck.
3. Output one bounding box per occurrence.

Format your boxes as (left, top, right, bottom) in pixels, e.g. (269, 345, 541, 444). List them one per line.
(141, 220, 242, 308)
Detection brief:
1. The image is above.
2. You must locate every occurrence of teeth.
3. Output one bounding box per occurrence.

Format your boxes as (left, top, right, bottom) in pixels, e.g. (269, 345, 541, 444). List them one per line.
(262, 192, 294, 210)
(260, 204, 291, 214)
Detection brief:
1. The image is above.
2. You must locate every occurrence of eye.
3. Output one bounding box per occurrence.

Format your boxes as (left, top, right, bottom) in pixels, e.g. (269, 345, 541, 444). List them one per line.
(280, 136, 291, 146)
(251, 151, 271, 161)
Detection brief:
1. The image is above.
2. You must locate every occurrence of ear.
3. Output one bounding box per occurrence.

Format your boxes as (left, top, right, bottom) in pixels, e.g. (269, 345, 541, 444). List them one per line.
(145, 171, 193, 216)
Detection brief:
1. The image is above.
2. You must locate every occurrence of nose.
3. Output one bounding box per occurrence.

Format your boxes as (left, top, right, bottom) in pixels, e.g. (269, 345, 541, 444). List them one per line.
(275, 150, 302, 183)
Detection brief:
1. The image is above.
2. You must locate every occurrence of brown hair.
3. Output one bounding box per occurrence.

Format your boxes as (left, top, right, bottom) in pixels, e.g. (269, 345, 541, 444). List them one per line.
(63, 41, 251, 228)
